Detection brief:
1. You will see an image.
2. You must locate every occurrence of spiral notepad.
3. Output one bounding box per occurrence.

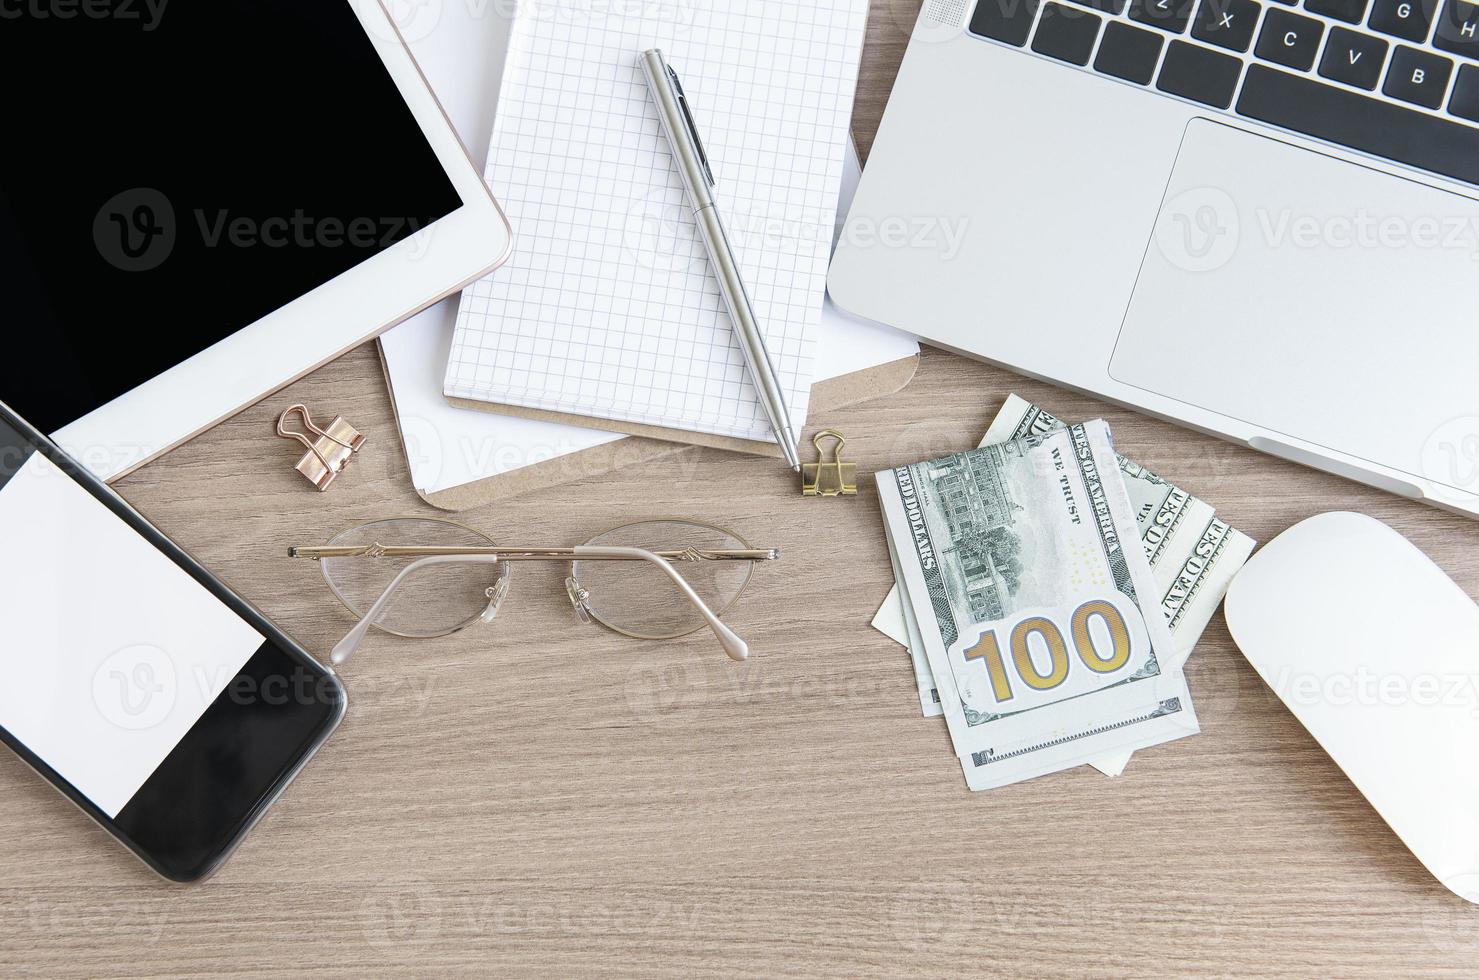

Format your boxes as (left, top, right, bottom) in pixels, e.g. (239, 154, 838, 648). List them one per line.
(444, 0, 869, 450)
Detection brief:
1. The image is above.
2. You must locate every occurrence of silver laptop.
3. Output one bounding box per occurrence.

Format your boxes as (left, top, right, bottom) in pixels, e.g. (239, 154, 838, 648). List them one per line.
(829, 0, 1479, 517)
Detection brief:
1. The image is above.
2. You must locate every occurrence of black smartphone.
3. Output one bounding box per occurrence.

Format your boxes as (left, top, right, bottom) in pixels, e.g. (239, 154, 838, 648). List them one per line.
(0, 400, 344, 881)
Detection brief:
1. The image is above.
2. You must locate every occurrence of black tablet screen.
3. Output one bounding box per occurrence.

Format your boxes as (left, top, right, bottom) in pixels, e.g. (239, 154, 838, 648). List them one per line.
(0, 0, 464, 431)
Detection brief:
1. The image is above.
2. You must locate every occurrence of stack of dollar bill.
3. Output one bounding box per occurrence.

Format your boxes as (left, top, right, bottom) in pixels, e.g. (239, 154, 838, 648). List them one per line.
(875, 395, 1255, 790)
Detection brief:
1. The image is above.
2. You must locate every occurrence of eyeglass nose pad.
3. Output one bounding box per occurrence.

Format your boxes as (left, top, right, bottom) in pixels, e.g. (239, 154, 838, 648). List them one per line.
(565, 576, 592, 625)
(480, 575, 510, 624)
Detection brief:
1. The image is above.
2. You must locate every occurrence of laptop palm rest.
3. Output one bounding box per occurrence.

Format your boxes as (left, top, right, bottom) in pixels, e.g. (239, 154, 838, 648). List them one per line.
(1109, 119, 1479, 497)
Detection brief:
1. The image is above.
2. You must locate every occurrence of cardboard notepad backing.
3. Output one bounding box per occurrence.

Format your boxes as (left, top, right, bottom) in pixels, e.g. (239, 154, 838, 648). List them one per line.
(383, 341, 915, 510)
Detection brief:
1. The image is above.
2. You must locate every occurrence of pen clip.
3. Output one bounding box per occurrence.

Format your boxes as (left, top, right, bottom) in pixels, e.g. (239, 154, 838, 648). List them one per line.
(665, 63, 715, 188)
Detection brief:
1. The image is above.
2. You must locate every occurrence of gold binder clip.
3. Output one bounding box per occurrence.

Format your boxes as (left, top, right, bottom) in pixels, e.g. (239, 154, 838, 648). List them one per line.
(802, 429, 856, 497)
(275, 404, 367, 492)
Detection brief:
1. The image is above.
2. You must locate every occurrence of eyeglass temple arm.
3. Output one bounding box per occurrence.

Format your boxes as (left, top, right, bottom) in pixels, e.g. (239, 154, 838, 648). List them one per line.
(329, 549, 748, 667)
(575, 545, 748, 661)
(330, 555, 507, 667)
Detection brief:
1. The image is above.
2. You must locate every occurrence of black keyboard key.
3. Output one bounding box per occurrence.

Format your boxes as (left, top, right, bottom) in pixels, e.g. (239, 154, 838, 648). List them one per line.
(1318, 26, 1390, 87)
(1157, 39, 1244, 105)
(1191, 0, 1262, 49)
(1384, 45, 1456, 105)
(1069, 0, 1127, 12)
(969, 0, 1042, 46)
(1305, 0, 1369, 20)
(1368, 0, 1438, 41)
(1255, 9, 1326, 69)
(1129, 0, 1197, 32)
(1033, 3, 1104, 63)
(1453, 63, 1479, 118)
(1095, 20, 1167, 81)
(1434, 0, 1479, 58)
(1237, 64, 1479, 185)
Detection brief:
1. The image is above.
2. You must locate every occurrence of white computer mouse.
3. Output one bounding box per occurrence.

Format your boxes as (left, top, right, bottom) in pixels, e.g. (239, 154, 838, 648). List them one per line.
(1225, 512, 1479, 904)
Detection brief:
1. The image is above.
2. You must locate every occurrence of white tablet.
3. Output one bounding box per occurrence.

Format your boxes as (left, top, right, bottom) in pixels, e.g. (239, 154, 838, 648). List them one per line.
(0, 0, 512, 480)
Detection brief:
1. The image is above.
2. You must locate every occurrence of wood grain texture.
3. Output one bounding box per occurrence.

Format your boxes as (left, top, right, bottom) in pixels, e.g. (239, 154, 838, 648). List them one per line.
(5, 4, 1479, 975)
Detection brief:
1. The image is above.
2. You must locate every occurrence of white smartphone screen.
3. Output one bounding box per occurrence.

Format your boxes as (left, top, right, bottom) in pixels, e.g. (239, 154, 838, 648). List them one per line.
(0, 450, 264, 818)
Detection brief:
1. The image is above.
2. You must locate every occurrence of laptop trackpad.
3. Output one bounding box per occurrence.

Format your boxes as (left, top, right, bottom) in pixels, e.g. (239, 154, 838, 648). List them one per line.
(1110, 119, 1479, 495)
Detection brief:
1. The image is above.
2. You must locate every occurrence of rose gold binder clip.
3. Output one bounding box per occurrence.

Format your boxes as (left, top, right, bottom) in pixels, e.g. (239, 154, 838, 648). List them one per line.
(275, 404, 367, 492)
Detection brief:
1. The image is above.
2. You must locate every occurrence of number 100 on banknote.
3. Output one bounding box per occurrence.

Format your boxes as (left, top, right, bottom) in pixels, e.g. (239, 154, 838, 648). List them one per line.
(954, 592, 1150, 714)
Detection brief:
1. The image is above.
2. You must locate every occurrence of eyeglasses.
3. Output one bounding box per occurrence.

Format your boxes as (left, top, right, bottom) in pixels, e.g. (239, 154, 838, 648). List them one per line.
(289, 517, 777, 666)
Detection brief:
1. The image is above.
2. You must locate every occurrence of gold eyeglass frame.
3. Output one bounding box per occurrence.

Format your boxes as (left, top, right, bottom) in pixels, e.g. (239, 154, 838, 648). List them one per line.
(290, 516, 777, 661)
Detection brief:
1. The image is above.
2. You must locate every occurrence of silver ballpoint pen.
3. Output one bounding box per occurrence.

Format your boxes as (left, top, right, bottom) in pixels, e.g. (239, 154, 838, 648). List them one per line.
(639, 48, 803, 472)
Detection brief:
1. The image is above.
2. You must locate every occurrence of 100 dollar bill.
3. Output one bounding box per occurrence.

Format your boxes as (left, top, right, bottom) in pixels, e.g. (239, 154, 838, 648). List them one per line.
(877, 421, 1199, 786)
(890, 395, 1255, 719)
(982, 395, 1255, 658)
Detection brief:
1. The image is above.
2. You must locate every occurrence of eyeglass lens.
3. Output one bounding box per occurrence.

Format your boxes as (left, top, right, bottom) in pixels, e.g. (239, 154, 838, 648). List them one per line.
(319, 518, 508, 637)
(573, 520, 753, 639)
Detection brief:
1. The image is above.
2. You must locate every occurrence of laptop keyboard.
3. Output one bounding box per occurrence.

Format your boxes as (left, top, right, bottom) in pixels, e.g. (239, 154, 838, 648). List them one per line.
(967, 0, 1479, 186)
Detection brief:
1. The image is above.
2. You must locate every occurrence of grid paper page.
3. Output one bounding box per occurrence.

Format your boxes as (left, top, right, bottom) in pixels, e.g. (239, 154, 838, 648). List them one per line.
(445, 0, 869, 443)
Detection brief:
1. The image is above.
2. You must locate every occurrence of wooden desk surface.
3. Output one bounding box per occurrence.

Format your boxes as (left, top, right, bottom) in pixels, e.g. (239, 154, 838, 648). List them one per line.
(6, 5, 1479, 976)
